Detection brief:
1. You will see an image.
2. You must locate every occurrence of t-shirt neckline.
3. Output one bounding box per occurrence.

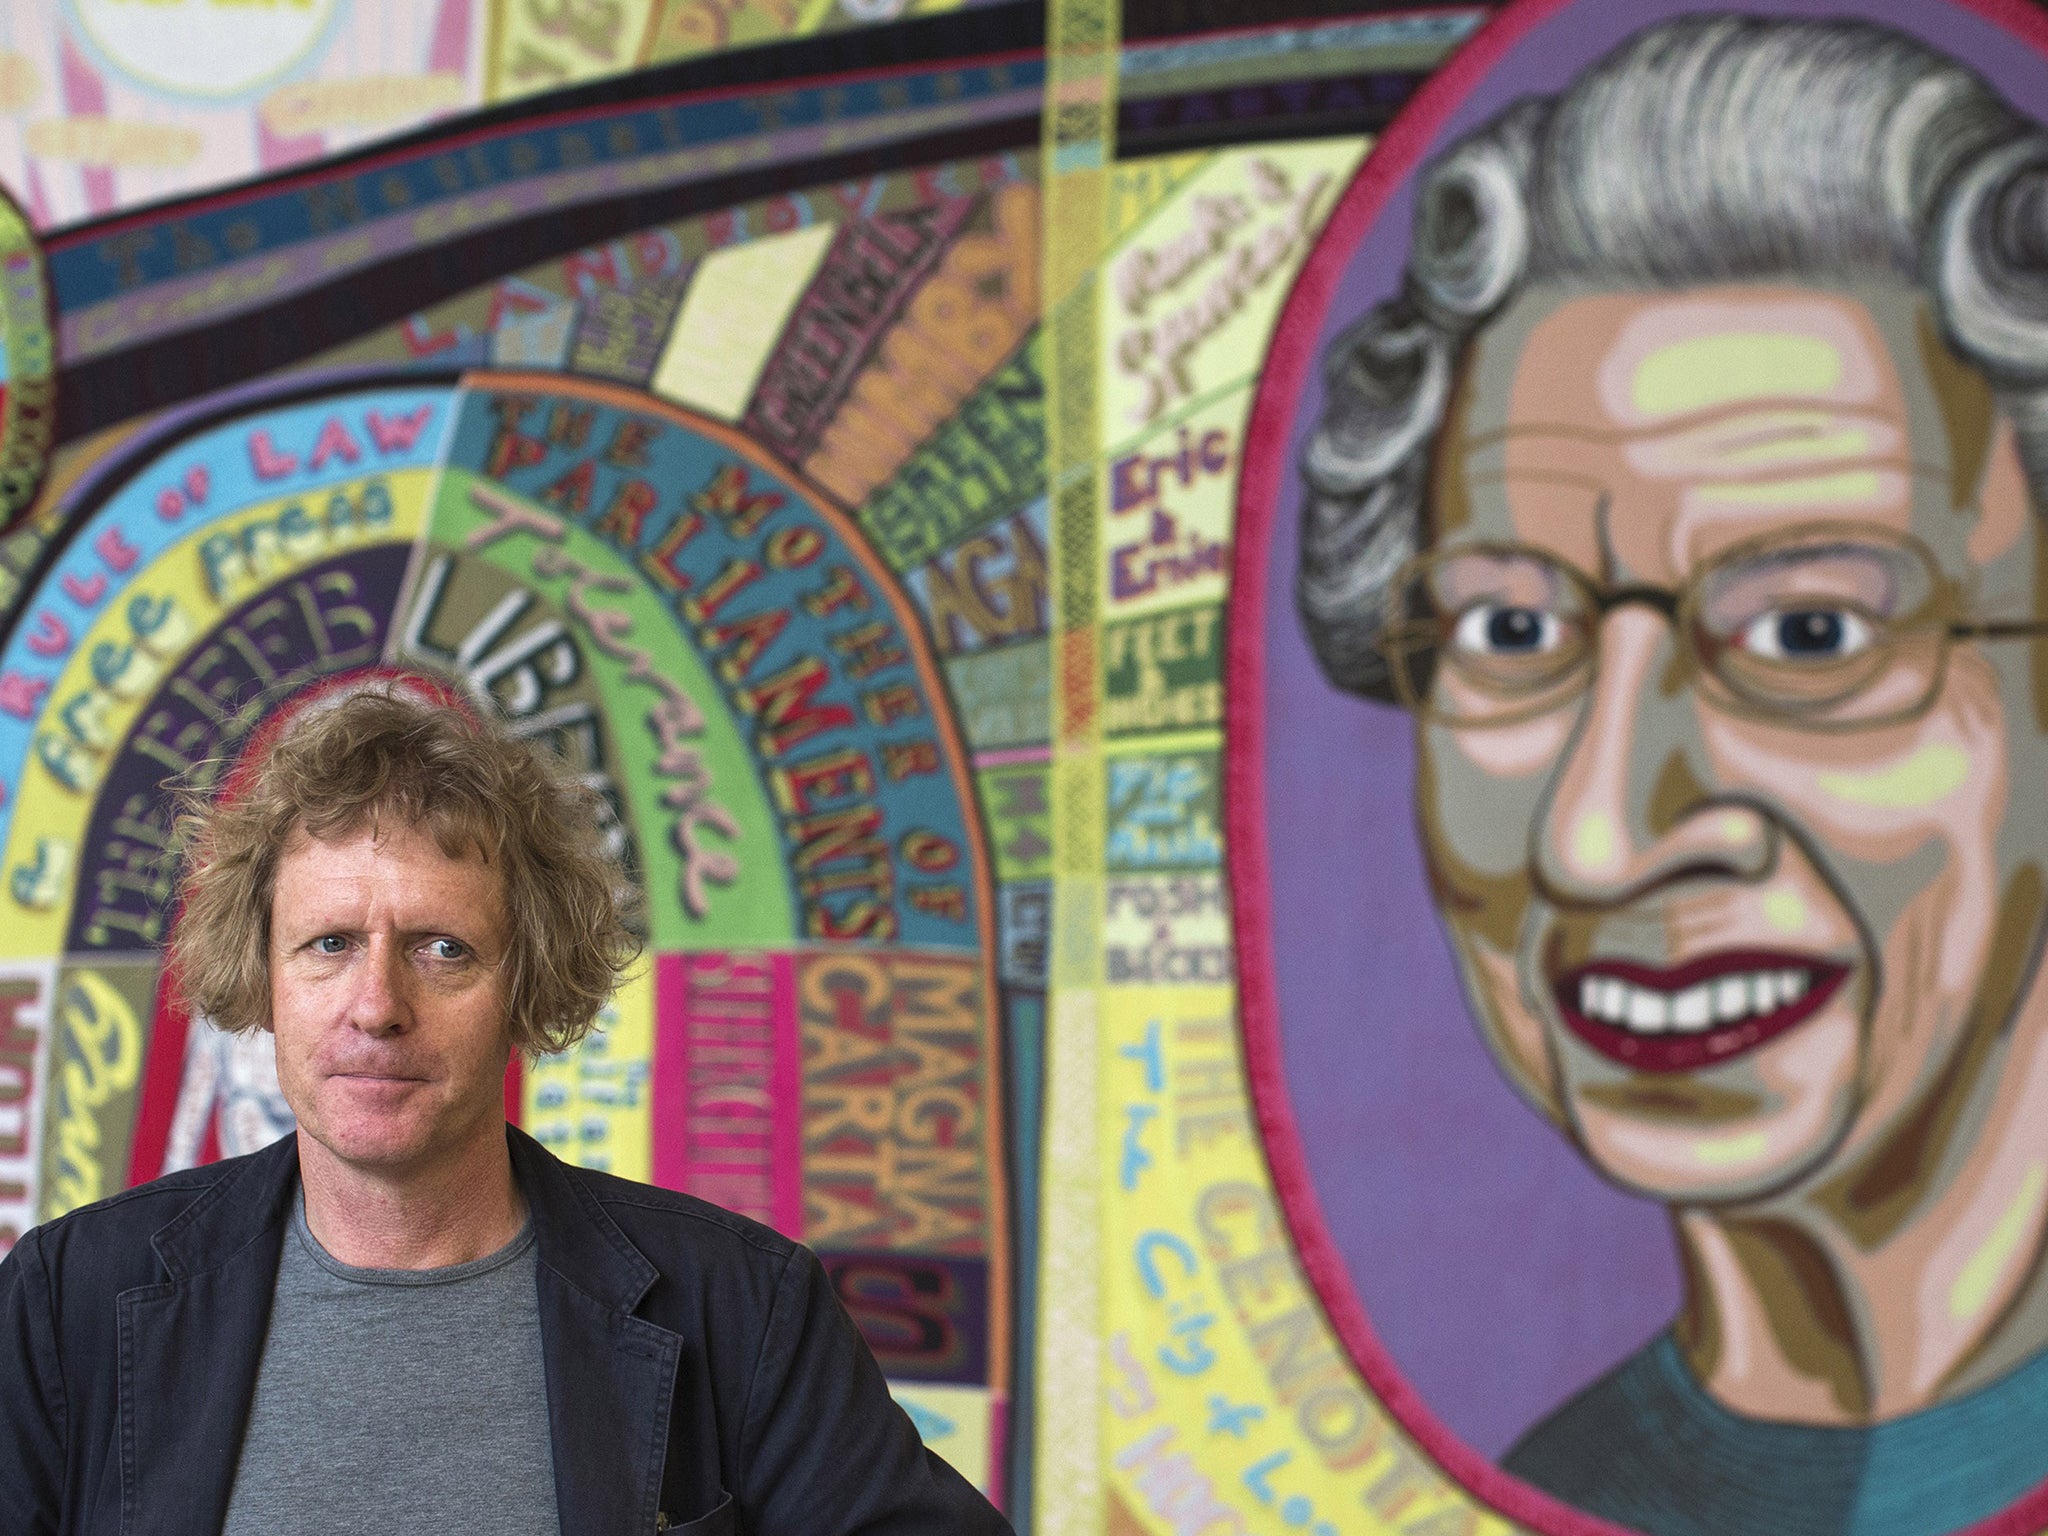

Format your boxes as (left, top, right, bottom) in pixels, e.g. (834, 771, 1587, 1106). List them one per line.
(289, 1185, 536, 1288)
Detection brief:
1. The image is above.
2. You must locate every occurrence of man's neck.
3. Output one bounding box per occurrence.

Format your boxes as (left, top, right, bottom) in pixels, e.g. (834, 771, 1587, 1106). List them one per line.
(297, 1122, 527, 1270)
(1673, 971, 2048, 1424)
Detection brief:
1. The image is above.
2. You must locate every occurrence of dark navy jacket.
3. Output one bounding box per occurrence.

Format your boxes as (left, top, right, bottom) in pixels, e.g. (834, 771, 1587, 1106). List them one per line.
(0, 1127, 1010, 1536)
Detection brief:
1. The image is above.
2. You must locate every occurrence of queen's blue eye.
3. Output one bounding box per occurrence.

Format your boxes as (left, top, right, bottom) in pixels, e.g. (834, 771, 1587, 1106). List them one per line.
(1737, 607, 1873, 661)
(1452, 604, 1562, 656)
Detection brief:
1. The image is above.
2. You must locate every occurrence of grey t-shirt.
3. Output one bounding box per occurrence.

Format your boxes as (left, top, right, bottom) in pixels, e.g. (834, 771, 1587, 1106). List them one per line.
(221, 1193, 560, 1536)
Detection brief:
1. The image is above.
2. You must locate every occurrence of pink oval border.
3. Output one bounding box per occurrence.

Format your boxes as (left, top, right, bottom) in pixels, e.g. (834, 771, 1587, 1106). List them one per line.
(1221, 0, 2048, 1531)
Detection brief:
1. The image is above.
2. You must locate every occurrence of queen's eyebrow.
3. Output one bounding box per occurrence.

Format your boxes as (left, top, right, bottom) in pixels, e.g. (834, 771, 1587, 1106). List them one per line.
(1459, 467, 1609, 494)
(1457, 399, 1911, 450)
(1461, 459, 1953, 505)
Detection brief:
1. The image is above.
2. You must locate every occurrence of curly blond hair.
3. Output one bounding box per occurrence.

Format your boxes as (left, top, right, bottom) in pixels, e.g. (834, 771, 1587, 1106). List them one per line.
(169, 678, 640, 1057)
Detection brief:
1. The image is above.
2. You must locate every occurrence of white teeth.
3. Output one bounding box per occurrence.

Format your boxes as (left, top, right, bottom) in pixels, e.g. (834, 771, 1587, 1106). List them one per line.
(1714, 977, 1748, 1023)
(1673, 986, 1712, 1029)
(1627, 989, 1671, 1031)
(1575, 968, 1820, 1036)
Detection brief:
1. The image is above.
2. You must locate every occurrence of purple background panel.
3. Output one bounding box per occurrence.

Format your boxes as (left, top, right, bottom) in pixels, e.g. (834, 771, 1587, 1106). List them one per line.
(1248, 0, 2048, 1468)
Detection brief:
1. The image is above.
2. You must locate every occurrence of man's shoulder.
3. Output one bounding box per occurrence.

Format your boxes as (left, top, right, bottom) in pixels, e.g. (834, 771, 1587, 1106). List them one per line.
(550, 1158, 802, 1278)
(39, 1156, 238, 1234)
(19, 1149, 275, 1288)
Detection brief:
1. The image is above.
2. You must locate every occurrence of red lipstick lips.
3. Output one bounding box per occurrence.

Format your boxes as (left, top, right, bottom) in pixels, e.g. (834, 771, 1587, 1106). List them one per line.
(1554, 951, 1849, 1073)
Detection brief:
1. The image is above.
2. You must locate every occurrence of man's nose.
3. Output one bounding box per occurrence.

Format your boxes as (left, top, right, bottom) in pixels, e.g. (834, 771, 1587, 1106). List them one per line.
(1533, 607, 1774, 906)
(344, 939, 412, 1035)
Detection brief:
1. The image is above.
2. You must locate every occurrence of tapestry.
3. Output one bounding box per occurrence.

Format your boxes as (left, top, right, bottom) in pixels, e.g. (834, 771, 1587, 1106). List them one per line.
(0, 0, 988, 226)
(10, 1, 2048, 1534)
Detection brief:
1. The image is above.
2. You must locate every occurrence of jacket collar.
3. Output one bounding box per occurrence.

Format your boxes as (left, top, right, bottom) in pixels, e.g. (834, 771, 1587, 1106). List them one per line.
(508, 1124, 661, 1313)
(148, 1124, 662, 1306)
(149, 1128, 300, 1281)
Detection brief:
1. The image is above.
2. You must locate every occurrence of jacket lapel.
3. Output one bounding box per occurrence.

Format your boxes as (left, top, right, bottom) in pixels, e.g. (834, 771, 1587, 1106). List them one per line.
(515, 1129, 684, 1536)
(119, 1134, 298, 1536)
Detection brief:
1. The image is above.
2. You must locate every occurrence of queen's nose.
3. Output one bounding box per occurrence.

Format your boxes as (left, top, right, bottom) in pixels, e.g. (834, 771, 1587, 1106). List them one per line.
(1534, 606, 1774, 905)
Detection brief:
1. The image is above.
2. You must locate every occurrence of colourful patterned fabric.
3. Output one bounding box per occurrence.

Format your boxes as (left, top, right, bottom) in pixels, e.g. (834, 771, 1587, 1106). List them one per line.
(11, 4, 2048, 1535)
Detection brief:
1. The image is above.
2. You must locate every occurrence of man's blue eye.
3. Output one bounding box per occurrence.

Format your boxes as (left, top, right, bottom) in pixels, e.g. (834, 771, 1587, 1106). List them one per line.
(314, 936, 347, 955)
(428, 939, 467, 961)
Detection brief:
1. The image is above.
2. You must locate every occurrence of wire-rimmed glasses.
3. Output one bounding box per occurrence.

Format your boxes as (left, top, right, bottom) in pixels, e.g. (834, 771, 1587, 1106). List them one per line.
(1379, 522, 2048, 730)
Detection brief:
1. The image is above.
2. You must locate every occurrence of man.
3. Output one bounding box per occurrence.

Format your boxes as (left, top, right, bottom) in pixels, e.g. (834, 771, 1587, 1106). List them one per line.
(1299, 14, 2048, 1536)
(0, 679, 1011, 1535)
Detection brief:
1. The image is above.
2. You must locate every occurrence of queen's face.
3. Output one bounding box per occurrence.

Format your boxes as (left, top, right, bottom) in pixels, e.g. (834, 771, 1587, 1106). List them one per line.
(1417, 280, 2048, 1205)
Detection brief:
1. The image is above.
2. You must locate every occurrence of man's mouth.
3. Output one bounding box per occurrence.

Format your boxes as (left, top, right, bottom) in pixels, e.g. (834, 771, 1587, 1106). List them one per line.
(1553, 951, 1849, 1073)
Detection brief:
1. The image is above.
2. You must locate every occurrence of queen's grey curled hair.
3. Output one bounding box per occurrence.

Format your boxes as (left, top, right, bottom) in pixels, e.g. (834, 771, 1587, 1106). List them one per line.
(1298, 14, 2048, 699)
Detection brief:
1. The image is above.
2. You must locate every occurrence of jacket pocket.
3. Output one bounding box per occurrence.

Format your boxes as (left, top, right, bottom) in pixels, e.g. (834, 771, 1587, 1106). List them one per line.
(659, 1490, 734, 1534)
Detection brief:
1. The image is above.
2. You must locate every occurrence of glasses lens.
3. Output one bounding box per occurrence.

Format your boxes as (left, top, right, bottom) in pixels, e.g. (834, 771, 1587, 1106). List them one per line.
(1693, 530, 1942, 723)
(1393, 547, 1592, 722)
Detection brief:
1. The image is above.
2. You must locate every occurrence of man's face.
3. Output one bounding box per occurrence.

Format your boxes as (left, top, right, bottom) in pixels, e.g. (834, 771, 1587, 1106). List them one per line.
(1419, 280, 2048, 1206)
(268, 820, 512, 1178)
